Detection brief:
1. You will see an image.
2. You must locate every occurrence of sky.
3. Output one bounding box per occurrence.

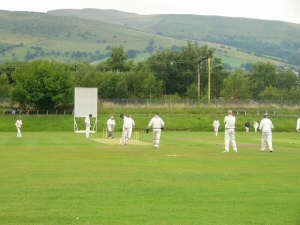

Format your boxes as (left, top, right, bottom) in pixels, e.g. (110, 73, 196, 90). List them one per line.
(1, 0, 299, 24)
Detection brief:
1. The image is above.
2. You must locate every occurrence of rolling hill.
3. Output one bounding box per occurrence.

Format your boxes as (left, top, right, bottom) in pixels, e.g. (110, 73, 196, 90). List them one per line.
(1, 9, 299, 70)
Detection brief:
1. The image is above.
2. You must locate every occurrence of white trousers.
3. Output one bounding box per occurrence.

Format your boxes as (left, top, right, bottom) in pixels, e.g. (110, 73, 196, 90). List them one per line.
(261, 131, 273, 151)
(128, 127, 133, 139)
(119, 127, 129, 145)
(153, 129, 162, 148)
(214, 127, 219, 136)
(17, 127, 22, 138)
(225, 128, 237, 151)
(86, 126, 90, 138)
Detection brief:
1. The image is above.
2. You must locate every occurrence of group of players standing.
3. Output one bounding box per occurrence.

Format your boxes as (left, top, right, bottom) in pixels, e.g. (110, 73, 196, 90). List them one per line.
(213, 111, 300, 153)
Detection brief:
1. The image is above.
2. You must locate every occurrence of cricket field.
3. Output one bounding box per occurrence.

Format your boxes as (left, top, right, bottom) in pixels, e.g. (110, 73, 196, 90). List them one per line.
(0, 131, 299, 225)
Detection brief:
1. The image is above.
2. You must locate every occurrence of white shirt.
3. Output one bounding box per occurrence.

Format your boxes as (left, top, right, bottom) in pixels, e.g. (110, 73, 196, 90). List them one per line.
(107, 118, 115, 128)
(259, 118, 274, 132)
(85, 116, 91, 127)
(224, 115, 236, 129)
(123, 115, 130, 129)
(148, 115, 165, 129)
(128, 117, 135, 128)
(213, 120, 220, 128)
(296, 118, 300, 130)
(254, 122, 259, 128)
(15, 119, 22, 128)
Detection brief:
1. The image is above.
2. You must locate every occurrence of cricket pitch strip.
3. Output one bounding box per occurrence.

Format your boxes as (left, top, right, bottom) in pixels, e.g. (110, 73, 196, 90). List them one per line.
(92, 138, 152, 146)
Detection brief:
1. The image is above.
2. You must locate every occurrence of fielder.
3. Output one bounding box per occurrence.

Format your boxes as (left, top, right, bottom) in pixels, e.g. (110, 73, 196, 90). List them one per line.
(223, 110, 238, 153)
(213, 118, 220, 136)
(296, 115, 300, 132)
(15, 116, 22, 138)
(85, 114, 92, 139)
(259, 114, 274, 152)
(245, 120, 250, 132)
(253, 121, 259, 133)
(107, 116, 116, 138)
(147, 113, 165, 149)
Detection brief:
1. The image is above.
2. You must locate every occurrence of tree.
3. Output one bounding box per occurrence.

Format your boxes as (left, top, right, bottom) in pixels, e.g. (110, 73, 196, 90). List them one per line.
(11, 60, 74, 109)
(186, 83, 198, 99)
(250, 61, 277, 99)
(146, 39, 156, 53)
(286, 86, 300, 100)
(147, 41, 216, 97)
(127, 49, 139, 58)
(141, 73, 163, 99)
(97, 46, 135, 72)
(0, 73, 11, 98)
(259, 86, 281, 100)
(276, 69, 299, 90)
(73, 62, 101, 87)
(125, 67, 147, 98)
(221, 69, 252, 99)
(210, 57, 229, 98)
(146, 49, 180, 95)
(240, 62, 254, 72)
(98, 71, 128, 99)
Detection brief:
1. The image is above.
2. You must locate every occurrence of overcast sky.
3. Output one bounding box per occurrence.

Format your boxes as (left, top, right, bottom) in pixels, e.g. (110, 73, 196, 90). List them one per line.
(1, 0, 299, 24)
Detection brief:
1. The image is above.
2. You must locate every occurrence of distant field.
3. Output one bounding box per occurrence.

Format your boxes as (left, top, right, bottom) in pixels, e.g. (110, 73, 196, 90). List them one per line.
(0, 131, 299, 225)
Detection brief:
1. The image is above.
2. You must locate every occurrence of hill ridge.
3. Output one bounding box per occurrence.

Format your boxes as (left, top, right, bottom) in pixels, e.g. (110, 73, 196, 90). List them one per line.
(0, 9, 299, 69)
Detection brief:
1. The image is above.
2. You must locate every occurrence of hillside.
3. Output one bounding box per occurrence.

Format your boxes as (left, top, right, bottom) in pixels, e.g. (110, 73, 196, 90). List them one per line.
(0, 10, 185, 64)
(0, 9, 299, 70)
(48, 9, 300, 68)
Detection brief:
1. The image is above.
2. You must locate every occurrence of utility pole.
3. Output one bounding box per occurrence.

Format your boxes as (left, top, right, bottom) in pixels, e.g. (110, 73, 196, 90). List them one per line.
(208, 57, 211, 102)
(198, 52, 213, 102)
(198, 61, 201, 101)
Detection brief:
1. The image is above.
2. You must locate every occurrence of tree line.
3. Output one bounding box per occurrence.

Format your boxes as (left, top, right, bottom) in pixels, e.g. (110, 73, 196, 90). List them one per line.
(0, 41, 299, 110)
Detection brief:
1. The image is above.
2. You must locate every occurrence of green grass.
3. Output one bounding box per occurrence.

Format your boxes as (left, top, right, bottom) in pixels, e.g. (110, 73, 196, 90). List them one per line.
(0, 131, 299, 225)
(0, 113, 299, 132)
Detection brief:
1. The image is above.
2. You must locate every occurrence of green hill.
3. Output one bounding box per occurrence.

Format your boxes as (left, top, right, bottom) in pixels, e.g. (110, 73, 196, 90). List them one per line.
(0, 10, 185, 64)
(1, 9, 299, 70)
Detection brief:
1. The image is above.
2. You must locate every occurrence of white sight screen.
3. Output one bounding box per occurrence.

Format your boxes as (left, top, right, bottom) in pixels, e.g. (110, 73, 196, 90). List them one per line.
(74, 87, 98, 117)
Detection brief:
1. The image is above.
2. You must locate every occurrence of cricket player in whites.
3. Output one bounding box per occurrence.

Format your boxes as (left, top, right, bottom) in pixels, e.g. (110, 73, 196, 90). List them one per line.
(259, 114, 274, 152)
(147, 113, 165, 149)
(127, 115, 136, 140)
(213, 118, 220, 136)
(107, 116, 116, 138)
(223, 110, 238, 153)
(296, 115, 300, 132)
(120, 114, 130, 145)
(85, 114, 92, 139)
(253, 121, 259, 133)
(15, 116, 22, 138)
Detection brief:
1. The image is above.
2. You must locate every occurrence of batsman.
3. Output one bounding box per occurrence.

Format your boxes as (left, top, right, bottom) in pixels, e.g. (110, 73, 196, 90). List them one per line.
(147, 113, 165, 149)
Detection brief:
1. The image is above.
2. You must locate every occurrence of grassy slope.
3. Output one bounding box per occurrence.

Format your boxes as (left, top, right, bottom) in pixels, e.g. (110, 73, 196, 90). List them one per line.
(0, 131, 299, 225)
(1, 10, 298, 68)
(0, 11, 184, 63)
(48, 9, 300, 68)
